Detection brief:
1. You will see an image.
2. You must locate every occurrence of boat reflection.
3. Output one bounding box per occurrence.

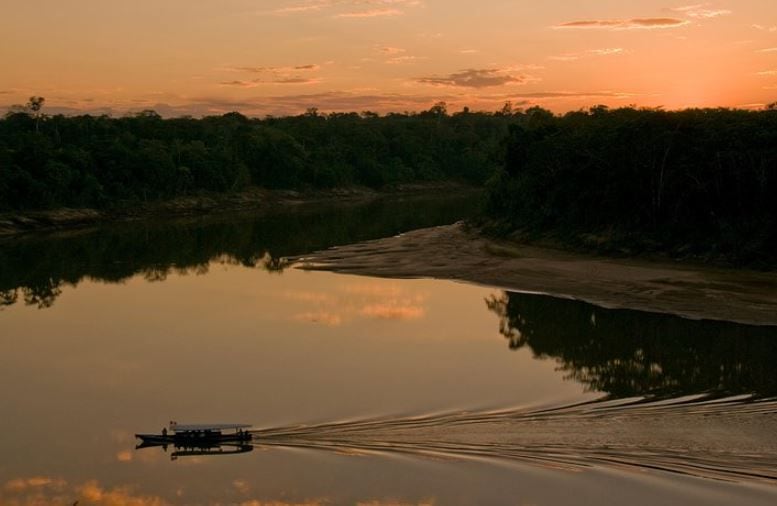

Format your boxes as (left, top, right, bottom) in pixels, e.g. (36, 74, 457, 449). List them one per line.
(135, 440, 254, 461)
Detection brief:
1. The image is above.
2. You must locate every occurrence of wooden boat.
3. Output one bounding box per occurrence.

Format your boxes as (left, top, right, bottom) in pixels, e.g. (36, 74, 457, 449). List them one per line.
(135, 421, 253, 445)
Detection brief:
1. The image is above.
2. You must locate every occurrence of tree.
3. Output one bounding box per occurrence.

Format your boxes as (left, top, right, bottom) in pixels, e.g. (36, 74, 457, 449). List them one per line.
(27, 96, 45, 133)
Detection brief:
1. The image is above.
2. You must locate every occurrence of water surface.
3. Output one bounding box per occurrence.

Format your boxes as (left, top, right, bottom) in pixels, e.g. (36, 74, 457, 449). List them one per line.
(1, 194, 776, 505)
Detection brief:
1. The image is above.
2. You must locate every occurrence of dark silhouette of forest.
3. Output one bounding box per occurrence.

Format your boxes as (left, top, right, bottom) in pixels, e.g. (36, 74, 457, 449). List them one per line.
(0, 101, 512, 211)
(486, 291, 777, 398)
(484, 106, 777, 264)
(6, 99, 777, 263)
(0, 193, 478, 309)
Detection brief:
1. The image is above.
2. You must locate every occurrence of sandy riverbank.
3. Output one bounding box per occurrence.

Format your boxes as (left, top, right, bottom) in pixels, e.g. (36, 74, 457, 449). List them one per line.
(294, 222, 777, 326)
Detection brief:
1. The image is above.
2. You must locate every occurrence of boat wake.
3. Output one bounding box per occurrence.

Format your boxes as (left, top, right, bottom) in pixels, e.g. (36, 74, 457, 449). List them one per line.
(250, 395, 777, 484)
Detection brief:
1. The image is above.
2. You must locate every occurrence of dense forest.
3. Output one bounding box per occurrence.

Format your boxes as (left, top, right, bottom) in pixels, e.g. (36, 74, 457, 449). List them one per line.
(0, 100, 514, 211)
(4, 100, 777, 264)
(484, 106, 777, 264)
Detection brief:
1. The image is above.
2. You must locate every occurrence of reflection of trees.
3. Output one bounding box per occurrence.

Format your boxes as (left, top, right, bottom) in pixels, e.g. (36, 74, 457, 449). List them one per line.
(0, 194, 478, 309)
(486, 291, 777, 397)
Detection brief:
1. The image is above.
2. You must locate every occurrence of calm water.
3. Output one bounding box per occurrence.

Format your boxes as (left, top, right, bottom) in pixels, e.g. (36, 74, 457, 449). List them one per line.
(1, 194, 776, 505)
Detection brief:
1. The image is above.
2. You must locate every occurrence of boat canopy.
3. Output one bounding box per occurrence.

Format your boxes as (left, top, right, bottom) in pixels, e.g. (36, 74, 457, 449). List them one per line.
(170, 423, 252, 432)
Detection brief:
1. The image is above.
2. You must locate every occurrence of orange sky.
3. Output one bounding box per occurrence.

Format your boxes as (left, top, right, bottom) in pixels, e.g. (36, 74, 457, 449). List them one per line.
(1, 0, 776, 116)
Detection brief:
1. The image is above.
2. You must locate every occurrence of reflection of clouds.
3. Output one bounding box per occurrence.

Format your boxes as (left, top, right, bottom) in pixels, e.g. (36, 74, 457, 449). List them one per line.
(357, 500, 436, 506)
(78, 480, 170, 505)
(295, 311, 344, 326)
(240, 500, 328, 506)
(342, 284, 404, 297)
(116, 450, 133, 462)
(233, 479, 251, 494)
(3, 476, 67, 492)
(284, 290, 335, 303)
(288, 282, 428, 326)
(2, 477, 169, 506)
(361, 303, 425, 320)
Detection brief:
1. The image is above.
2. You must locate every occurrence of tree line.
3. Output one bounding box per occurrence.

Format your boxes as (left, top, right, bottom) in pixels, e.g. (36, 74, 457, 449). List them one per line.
(484, 105, 777, 264)
(0, 100, 517, 211)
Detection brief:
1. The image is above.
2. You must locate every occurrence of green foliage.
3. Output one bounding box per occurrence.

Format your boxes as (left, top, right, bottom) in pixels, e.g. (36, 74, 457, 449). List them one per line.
(0, 105, 518, 211)
(486, 107, 777, 264)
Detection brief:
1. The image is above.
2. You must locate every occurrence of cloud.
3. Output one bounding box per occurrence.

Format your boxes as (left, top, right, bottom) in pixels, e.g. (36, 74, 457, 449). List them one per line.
(220, 77, 321, 87)
(550, 48, 624, 61)
(416, 68, 530, 88)
(757, 70, 777, 76)
(671, 5, 731, 18)
(335, 8, 403, 18)
(753, 24, 777, 32)
(228, 65, 320, 74)
(555, 18, 690, 30)
(511, 91, 635, 99)
(549, 55, 580, 62)
(378, 46, 406, 55)
(459, 49, 479, 54)
(385, 55, 427, 64)
(220, 65, 322, 87)
(757, 47, 777, 53)
(273, 0, 421, 18)
(588, 48, 624, 56)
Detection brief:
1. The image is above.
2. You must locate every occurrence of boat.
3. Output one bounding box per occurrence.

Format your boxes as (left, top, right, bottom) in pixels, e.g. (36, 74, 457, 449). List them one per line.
(135, 421, 253, 446)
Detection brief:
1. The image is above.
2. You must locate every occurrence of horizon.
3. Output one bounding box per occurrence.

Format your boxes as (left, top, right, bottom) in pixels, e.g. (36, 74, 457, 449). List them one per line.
(3, 0, 776, 117)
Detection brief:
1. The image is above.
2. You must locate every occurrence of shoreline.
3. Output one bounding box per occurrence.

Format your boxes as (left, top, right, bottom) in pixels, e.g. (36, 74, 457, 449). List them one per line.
(0, 182, 479, 237)
(293, 222, 777, 326)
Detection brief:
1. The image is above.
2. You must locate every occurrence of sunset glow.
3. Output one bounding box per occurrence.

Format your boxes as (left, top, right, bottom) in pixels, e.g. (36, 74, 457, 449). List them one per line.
(1, 0, 776, 115)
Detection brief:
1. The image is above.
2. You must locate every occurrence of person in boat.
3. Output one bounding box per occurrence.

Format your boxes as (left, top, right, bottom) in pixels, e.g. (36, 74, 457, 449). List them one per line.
(162, 427, 168, 437)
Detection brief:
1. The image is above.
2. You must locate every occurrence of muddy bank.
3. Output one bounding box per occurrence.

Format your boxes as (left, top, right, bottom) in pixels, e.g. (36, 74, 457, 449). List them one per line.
(294, 222, 777, 326)
(0, 183, 478, 237)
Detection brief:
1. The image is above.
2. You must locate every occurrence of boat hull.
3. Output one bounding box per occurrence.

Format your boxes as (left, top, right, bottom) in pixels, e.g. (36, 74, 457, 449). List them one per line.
(135, 433, 252, 446)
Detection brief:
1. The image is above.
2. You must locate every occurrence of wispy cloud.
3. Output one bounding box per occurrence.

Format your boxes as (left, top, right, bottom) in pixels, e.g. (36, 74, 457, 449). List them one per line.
(335, 8, 403, 18)
(551, 48, 625, 61)
(273, 0, 422, 19)
(220, 64, 322, 87)
(416, 68, 532, 88)
(757, 47, 777, 53)
(377, 46, 406, 55)
(753, 24, 777, 32)
(220, 77, 321, 87)
(589, 48, 625, 56)
(757, 70, 777, 76)
(555, 18, 690, 30)
(385, 55, 427, 64)
(227, 64, 320, 73)
(671, 4, 732, 19)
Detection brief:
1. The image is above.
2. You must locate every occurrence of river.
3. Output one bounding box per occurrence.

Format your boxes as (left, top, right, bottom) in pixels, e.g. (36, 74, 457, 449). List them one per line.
(1, 193, 776, 505)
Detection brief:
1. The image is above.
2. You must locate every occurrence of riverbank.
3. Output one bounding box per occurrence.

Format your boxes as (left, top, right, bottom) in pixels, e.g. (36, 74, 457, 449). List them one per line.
(294, 222, 777, 326)
(0, 182, 479, 237)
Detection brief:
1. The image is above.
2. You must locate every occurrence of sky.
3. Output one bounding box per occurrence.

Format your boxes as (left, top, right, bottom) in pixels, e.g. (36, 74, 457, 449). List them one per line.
(1, 0, 776, 116)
